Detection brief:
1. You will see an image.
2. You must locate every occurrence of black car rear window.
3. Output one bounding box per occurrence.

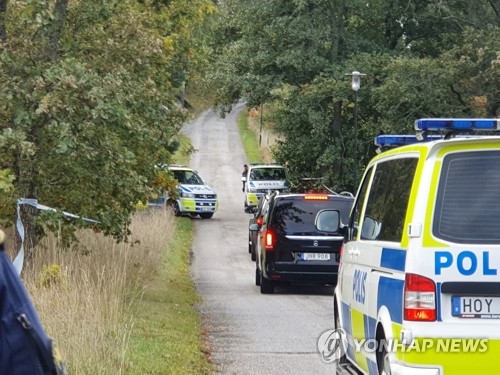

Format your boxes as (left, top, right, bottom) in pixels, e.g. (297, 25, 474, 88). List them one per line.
(271, 197, 353, 235)
(433, 150, 500, 244)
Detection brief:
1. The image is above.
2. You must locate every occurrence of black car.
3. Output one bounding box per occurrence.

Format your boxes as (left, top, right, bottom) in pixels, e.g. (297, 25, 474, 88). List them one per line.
(250, 192, 354, 294)
(248, 193, 271, 261)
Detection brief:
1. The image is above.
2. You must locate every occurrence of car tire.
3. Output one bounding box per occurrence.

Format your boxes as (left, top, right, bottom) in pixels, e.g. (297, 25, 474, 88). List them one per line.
(255, 267, 261, 286)
(376, 329, 391, 375)
(260, 273, 274, 294)
(251, 244, 256, 261)
(169, 201, 182, 217)
(199, 213, 214, 219)
(248, 236, 252, 253)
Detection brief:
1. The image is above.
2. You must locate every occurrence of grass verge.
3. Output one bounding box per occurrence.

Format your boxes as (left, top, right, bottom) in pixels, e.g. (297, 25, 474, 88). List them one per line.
(125, 217, 213, 375)
(238, 110, 261, 163)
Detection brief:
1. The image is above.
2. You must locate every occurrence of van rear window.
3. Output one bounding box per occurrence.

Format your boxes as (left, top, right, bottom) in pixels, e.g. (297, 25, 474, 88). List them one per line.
(433, 151, 500, 244)
(272, 198, 352, 234)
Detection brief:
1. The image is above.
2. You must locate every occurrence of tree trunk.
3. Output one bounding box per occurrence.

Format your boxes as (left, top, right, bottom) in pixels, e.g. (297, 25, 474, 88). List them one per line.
(48, 0, 69, 61)
(0, 0, 8, 43)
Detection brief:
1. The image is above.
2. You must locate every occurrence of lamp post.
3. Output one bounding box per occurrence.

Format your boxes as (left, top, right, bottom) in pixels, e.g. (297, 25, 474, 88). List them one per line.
(348, 70, 365, 185)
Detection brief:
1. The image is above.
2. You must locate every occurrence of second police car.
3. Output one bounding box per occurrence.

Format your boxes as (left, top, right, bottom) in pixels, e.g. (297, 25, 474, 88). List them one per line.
(242, 163, 289, 213)
(334, 119, 500, 374)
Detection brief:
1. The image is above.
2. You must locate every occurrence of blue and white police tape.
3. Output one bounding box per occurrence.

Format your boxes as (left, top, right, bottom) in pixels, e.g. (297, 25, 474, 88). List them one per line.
(13, 198, 99, 275)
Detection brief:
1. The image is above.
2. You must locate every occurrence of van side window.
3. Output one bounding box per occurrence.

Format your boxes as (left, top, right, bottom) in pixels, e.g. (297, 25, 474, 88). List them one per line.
(350, 167, 373, 240)
(361, 158, 418, 242)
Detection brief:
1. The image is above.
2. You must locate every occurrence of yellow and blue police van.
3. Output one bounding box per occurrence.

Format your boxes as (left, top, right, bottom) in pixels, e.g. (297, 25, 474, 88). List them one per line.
(334, 118, 500, 374)
(242, 162, 289, 213)
(151, 164, 218, 219)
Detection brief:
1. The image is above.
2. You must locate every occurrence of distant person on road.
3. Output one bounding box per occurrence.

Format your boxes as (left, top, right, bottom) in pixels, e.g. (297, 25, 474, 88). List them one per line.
(242, 164, 248, 192)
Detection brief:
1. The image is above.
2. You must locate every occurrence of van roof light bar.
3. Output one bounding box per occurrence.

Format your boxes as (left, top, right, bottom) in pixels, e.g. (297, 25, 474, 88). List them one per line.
(415, 118, 500, 131)
(374, 135, 442, 148)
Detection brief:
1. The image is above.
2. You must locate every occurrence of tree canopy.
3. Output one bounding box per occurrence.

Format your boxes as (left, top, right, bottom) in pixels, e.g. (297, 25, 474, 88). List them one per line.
(205, 0, 500, 192)
(0, 0, 215, 254)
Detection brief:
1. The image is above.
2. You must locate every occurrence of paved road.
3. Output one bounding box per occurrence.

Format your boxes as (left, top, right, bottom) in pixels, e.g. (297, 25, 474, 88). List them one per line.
(186, 104, 337, 375)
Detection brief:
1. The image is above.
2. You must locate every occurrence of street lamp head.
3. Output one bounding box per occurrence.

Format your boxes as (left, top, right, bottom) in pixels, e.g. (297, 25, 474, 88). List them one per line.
(351, 71, 364, 92)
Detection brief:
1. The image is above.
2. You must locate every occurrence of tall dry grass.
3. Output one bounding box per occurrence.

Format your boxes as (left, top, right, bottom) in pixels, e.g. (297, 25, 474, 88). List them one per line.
(20, 208, 175, 375)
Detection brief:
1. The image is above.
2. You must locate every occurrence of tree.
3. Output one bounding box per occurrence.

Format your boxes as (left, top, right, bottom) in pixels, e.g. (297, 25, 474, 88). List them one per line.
(205, 0, 500, 192)
(0, 0, 214, 260)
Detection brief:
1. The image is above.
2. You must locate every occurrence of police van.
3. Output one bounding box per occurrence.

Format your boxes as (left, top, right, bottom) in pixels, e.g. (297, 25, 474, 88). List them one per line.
(334, 119, 500, 374)
(151, 164, 218, 219)
(242, 163, 289, 213)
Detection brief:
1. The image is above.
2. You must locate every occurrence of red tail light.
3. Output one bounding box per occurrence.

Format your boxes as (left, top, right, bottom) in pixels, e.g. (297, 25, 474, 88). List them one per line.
(265, 229, 274, 250)
(404, 273, 436, 321)
(257, 216, 263, 226)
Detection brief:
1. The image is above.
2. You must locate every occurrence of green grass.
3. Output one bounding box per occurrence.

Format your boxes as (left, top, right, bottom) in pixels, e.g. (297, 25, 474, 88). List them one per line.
(238, 111, 261, 163)
(126, 134, 213, 374)
(126, 217, 213, 375)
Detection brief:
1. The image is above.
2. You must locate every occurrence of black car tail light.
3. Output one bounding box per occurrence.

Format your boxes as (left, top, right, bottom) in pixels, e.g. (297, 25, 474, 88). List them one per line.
(265, 229, 275, 250)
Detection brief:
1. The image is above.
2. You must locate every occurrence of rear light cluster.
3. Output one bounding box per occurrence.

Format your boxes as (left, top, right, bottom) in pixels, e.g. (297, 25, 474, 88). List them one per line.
(404, 273, 437, 322)
(264, 229, 274, 250)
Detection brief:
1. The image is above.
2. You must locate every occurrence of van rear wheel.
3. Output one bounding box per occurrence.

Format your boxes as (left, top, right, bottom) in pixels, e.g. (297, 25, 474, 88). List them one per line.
(255, 267, 261, 286)
(260, 273, 274, 294)
(376, 333, 391, 375)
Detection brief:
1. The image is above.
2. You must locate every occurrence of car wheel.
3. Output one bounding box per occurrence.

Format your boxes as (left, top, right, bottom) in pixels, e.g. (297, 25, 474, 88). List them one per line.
(248, 236, 252, 253)
(251, 243, 256, 261)
(169, 201, 182, 217)
(260, 273, 274, 294)
(376, 331, 391, 375)
(199, 213, 214, 219)
(255, 267, 261, 286)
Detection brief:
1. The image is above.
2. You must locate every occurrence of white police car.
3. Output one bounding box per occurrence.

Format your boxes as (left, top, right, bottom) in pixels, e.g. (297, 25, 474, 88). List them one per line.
(334, 118, 500, 374)
(242, 163, 289, 213)
(151, 165, 218, 219)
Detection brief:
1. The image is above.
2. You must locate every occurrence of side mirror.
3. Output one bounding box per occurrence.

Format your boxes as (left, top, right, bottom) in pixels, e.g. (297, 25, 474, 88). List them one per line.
(249, 223, 259, 231)
(361, 216, 381, 240)
(241, 176, 247, 182)
(315, 210, 340, 233)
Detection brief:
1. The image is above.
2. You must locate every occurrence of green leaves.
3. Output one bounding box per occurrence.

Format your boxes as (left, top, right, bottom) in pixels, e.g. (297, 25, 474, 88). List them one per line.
(0, 0, 213, 244)
(205, 0, 500, 193)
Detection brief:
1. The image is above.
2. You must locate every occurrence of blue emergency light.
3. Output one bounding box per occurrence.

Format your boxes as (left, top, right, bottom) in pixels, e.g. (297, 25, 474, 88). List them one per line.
(374, 134, 442, 147)
(415, 118, 500, 131)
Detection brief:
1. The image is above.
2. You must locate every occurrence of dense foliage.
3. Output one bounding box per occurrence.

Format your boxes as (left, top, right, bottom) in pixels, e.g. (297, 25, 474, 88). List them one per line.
(0, 0, 215, 255)
(205, 0, 500, 192)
